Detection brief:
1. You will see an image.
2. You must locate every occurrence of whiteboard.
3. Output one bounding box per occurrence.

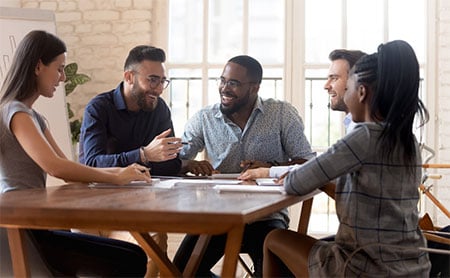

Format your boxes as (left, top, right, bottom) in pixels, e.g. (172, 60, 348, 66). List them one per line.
(0, 7, 73, 186)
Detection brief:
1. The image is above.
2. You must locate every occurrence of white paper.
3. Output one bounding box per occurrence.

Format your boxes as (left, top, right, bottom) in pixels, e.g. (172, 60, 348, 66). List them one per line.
(88, 178, 160, 188)
(153, 178, 242, 189)
(211, 173, 241, 179)
(213, 184, 285, 194)
(255, 178, 279, 186)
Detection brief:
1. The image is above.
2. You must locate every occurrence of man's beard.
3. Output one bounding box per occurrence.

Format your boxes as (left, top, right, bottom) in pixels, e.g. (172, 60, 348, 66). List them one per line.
(331, 97, 347, 112)
(131, 85, 157, 112)
(219, 90, 250, 116)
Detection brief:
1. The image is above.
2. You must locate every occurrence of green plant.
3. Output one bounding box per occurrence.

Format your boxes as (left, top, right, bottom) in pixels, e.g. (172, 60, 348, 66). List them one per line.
(64, 62, 91, 144)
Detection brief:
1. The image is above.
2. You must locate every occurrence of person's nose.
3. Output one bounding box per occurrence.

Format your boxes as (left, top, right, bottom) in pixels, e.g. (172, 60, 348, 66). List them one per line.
(60, 71, 66, 82)
(324, 80, 332, 91)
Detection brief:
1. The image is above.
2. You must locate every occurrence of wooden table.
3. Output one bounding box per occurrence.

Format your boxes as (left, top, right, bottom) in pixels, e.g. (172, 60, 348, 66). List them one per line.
(0, 182, 315, 277)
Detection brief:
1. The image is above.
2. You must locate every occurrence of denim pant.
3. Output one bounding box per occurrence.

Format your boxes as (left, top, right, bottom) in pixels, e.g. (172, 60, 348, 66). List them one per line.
(28, 229, 147, 277)
(173, 219, 287, 278)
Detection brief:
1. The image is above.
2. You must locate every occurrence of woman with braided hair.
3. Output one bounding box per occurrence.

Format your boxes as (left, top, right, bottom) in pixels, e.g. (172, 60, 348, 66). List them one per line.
(263, 40, 431, 277)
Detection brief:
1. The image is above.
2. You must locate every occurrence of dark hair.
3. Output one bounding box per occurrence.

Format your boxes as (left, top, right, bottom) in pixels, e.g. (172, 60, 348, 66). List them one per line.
(329, 49, 367, 70)
(351, 40, 429, 166)
(124, 45, 166, 71)
(228, 55, 263, 84)
(0, 30, 66, 104)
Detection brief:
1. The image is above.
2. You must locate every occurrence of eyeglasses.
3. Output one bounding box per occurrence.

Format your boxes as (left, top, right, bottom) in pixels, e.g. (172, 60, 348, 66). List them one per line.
(216, 77, 255, 90)
(134, 71, 170, 89)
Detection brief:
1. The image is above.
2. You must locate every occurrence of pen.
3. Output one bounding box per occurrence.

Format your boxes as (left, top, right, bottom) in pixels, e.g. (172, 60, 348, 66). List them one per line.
(275, 171, 290, 183)
(168, 141, 191, 145)
(241, 162, 253, 173)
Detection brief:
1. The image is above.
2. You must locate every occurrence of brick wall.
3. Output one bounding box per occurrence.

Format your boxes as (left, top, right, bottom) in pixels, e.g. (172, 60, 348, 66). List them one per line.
(434, 0, 450, 226)
(19, 0, 154, 120)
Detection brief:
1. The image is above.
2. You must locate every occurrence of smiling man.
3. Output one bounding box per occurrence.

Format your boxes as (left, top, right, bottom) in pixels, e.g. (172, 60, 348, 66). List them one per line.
(324, 49, 367, 133)
(78, 45, 182, 277)
(179, 55, 313, 176)
(79, 45, 182, 174)
(175, 55, 314, 277)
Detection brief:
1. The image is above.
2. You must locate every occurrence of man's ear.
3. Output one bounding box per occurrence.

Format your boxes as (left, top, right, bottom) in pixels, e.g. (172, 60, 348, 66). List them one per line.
(251, 83, 260, 95)
(124, 70, 134, 84)
(358, 84, 368, 103)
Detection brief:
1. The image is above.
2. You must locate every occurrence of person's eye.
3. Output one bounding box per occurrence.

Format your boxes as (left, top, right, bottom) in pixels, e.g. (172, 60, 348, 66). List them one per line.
(149, 77, 159, 83)
(229, 80, 239, 87)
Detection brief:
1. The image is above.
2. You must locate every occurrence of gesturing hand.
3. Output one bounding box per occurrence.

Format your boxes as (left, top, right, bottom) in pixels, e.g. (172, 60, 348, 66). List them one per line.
(142, 129, 183, 162)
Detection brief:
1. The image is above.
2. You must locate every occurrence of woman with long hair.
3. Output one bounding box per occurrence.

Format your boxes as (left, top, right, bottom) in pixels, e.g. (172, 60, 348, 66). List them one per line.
(0, 30, 151, 276)
(263, 40, 431, 277)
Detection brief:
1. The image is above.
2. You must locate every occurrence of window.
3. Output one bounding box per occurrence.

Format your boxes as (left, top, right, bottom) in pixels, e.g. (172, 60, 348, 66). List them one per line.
(166, 0, 285, 137)
(162, 0, 429, 235)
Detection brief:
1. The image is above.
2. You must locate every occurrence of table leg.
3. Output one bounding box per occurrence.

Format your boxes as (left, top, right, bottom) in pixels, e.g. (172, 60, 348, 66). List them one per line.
(130, 232, 181, 277)
(7, 228, 30, 277)
(221, 225, 245, 278)
(183, 234, 211, 277)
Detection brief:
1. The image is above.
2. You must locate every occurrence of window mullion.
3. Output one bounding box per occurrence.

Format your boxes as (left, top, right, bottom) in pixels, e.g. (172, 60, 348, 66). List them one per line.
(243, 0, 249, 53)
(202, 0, 209, 108)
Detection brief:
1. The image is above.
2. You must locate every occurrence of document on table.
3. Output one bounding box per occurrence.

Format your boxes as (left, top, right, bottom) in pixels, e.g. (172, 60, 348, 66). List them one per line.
(89, 178, 242, 189)
(88, 179, 160, 188)
(157, 178, 242, 189)
(255, 178, 279, 186)
(213, 184, 285, 194)
(210, 173, 241, 179)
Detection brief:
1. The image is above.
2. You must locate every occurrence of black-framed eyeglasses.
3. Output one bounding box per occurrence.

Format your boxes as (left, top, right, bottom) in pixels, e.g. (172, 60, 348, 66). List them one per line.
(216, 77, 255, 90)
(134, 71, 170, 89)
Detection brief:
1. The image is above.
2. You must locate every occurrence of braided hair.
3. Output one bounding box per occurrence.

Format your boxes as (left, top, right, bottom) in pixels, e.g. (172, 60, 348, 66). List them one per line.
(352, 40, 429, 166)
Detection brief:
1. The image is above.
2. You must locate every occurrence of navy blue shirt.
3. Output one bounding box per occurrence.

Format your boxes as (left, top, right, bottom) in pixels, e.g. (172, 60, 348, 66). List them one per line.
(79, 82, 181, 176)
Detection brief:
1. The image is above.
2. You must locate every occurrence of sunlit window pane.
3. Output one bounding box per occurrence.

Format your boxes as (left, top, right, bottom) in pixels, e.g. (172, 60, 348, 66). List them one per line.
(167, 69, 202, 136)
(208, 69, 222, 105)
(347, 0, 383, 53)
(305, 0, 342, 63)
(260, 68, 284, 100)
(388, 0, 426, 63)
(168, 0, 203, 63)
(209, 0, 243, 62)
(248, 0, 284, 63)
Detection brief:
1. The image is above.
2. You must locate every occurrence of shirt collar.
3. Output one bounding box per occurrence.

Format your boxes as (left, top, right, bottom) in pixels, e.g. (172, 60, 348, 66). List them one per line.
(113, 82, 127, 110)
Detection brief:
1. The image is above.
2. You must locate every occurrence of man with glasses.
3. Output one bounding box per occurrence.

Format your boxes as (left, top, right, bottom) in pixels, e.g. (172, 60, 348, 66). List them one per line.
(174, 55, 315, 277)
(78, 45, 181, 277)
(179, 55, 313, 176)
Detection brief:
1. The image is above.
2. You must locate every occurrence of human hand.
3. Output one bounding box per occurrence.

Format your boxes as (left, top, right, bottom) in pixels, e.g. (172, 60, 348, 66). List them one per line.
(115, 163, 151, 185)
(143, 129, 183, 162)
(238, 167, 270, 180)
(240, 160, 272, 170)
(184, 160, 217, 176)
(274, 171, 289, 184)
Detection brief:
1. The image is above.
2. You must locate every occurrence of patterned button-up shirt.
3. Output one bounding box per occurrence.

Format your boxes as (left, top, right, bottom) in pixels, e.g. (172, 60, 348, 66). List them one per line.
(180, 97, 315, 173)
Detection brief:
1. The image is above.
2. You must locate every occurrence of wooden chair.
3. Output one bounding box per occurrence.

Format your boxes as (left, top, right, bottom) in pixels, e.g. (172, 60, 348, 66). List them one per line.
(419, 163, 450, 244)
(238, 197, 315, 277)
